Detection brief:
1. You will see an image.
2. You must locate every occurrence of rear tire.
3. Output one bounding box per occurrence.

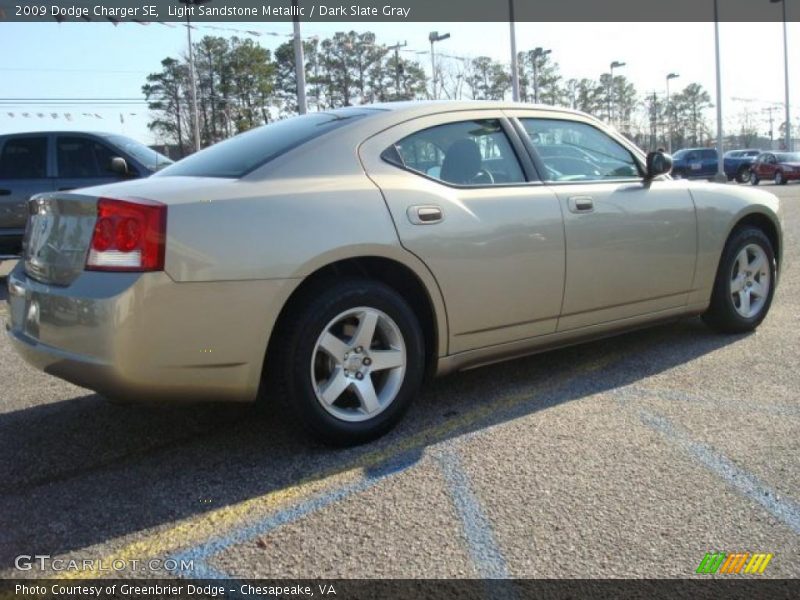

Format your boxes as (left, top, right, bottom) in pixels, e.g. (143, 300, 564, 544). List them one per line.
(267, 279, 425, 446)
(702, 226, 776, 334)
(775, 170, 787, 185)
(736, 166, 751, 184)
(750, 171, 760, 185)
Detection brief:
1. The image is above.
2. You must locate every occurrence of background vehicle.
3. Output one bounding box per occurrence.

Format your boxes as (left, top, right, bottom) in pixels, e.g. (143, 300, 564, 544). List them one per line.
(6, 102, 782, 445)
(749, 151, 800, 185)
(671, 147, 719, 180)
(724, 149, 761, 183)
(671, 147, 761, 182)
(0, 132, 172, 255)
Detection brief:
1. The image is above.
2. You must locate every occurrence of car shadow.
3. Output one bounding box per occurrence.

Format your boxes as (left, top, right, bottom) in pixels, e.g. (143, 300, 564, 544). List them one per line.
(0, 316, 746, 567)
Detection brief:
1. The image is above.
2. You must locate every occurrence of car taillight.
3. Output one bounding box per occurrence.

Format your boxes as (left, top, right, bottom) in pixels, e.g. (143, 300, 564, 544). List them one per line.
(86, 198, 166, 271)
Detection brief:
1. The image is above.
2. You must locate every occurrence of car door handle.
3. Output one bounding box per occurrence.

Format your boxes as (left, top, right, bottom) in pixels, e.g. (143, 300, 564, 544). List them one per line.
(567, 196, 594, 213)
(407, 205, 444, 225)
(0, 189, 11, 196)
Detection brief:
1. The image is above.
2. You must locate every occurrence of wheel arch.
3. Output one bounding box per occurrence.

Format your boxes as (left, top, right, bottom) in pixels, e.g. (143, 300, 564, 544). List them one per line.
(730, 210, 782, 272)
(263, 250, 448, 384)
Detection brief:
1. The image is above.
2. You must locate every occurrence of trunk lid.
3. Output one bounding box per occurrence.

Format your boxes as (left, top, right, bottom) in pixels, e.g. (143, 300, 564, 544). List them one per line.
(23, 192, 98, 286)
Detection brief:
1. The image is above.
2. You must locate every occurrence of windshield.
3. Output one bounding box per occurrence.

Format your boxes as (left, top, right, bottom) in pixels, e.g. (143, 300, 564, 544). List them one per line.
(156, 110, 373, 179)
(106, 135, 173, 172)
(776, 152, 800, 162)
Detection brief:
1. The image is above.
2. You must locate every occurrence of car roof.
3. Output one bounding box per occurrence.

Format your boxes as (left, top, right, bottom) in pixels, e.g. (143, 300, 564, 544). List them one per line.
(327, 100, 603, 127)
(0, 130, 123, 139)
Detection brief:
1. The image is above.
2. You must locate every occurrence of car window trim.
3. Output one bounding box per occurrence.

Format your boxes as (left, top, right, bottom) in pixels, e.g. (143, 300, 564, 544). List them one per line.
(510, 116, 647, 186)
(380, 116, 543, 190)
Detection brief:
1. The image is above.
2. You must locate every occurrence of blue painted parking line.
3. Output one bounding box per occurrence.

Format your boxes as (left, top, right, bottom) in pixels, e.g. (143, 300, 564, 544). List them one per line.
(639, 408, 800, 535)
(168, 450, 420, 572)
(435, 446, 512, 580)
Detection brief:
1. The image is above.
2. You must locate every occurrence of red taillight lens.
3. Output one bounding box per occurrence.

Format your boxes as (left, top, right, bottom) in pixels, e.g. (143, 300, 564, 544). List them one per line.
(86, 198, 166, 272)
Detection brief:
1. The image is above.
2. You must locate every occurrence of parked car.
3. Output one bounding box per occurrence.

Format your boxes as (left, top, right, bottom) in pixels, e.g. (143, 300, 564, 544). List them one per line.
(0, 132, 173, 255)
(6, 102, 782, 445)
(671, 147, 719, 180)
(724, 149, 761, 183)
(672, 147, 760, 182)
(749, 151, 800, 185)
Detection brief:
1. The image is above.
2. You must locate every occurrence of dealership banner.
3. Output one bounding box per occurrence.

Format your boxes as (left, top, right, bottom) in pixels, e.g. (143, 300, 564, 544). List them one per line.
(2, 0, 800, 23)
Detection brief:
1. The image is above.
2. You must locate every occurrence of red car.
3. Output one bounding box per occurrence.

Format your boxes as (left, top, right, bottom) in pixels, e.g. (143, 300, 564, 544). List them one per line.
(750, 151, 800, 185)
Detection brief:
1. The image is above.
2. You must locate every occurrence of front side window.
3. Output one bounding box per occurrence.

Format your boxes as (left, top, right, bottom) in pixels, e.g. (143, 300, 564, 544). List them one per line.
(0, 136, 47, 179)
(520, 118, 640, 182)
(385, 119, 526, 186)
(57, 137, 123, 178)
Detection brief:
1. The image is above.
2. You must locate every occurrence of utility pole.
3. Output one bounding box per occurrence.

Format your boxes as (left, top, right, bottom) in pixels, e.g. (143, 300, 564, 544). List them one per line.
(713, 0, 726, 181)
(179, 0, 210, 153)
(764, 105, 776, 147)
(387, 41, 408, 96)
(771, 0, 791, 150)
(292, 0, 307, 114)
(509, 0, 520, 101)
(429, 31, 450, 100)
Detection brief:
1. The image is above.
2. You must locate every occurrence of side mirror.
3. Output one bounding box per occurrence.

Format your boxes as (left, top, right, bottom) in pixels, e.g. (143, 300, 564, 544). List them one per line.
(109, 156, 131, 177)
(646, 150, 673, 180)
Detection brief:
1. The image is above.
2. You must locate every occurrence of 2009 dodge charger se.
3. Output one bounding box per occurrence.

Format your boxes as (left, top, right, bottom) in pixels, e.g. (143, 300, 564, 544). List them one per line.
(6, 102, 783, 445)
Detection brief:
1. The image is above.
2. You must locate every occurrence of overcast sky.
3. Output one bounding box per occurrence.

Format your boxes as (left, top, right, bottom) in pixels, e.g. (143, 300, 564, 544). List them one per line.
(0, 20, 796, 144)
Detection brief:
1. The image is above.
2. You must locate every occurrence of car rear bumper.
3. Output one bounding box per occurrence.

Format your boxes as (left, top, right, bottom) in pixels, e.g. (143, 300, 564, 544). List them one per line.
(5, 263, 294, 403)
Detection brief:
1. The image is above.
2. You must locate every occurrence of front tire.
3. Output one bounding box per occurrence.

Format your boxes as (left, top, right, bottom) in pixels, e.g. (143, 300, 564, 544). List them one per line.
(775, 170, 787, 185)
(702, 227, 776, 334)
(269, 280, 425, 446)
(736, 166, 751, 184)
(750, 171, 760, 185)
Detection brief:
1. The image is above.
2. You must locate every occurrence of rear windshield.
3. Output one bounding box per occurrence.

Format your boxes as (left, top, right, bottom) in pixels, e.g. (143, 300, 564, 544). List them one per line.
(156, 111, 369, 179)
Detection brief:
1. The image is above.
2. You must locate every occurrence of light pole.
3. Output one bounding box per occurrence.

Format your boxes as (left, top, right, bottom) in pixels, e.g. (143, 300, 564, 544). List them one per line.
(713, 0, 726, 181)
(771, 0, 791, 151)
(608, 60, 626, 124)
(531, 47, 551, 104)
(292, 0, 307, 115)
(429, 31, 450, 100)
(179, 0, 211, 153)
(666, 72, 680, 152)
(509, 0, 520, 101)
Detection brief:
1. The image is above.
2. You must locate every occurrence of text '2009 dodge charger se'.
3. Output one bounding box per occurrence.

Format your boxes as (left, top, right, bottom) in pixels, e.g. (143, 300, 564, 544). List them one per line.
(6, 102, 783, 445)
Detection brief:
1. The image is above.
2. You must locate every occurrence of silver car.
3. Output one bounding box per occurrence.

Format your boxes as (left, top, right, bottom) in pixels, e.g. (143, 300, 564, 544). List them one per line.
(5, 102, 783, 445)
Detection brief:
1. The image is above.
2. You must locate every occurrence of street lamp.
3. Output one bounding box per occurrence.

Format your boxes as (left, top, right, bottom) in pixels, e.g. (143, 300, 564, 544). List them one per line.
(509, 0, 520, 101)
(292, 0, 307, 115)
(531, 47, 551, 104)
(771, 0, 791, 151)
(666, 72, 680, 152)
(608, 60, 626, 123)
(713, 0, 726, 181)
(429, 31, 451, 100)
(179, 0, 211, 153)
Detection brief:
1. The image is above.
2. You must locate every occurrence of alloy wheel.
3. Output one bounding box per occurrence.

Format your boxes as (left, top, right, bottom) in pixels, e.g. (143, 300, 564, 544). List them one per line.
(310, 307, 407, 422)
(730, 244, 770, 319)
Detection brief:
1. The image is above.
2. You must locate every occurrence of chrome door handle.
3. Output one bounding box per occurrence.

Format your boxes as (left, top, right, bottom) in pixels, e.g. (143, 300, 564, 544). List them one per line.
(408, 205, 444, 225)
(568, 196, 594, 213)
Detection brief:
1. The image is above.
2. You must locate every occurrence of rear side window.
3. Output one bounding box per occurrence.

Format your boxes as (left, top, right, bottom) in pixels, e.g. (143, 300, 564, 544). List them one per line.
(0, 137, 47, 179)
(157, 112, 368, 179)
(384, 119, 526, 186)
(57, 137, 119, 178)
(520, 118, 640, 182)
(701, 149, 717, 160)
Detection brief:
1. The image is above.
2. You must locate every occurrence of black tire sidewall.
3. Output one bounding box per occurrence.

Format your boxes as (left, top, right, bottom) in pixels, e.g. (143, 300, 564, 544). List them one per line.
(704, 227, 776, 333)
(284, 280, 425, 445)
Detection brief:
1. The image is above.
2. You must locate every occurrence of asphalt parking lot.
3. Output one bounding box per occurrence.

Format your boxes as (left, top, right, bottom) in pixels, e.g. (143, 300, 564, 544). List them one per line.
(1, 183, 798, 580)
